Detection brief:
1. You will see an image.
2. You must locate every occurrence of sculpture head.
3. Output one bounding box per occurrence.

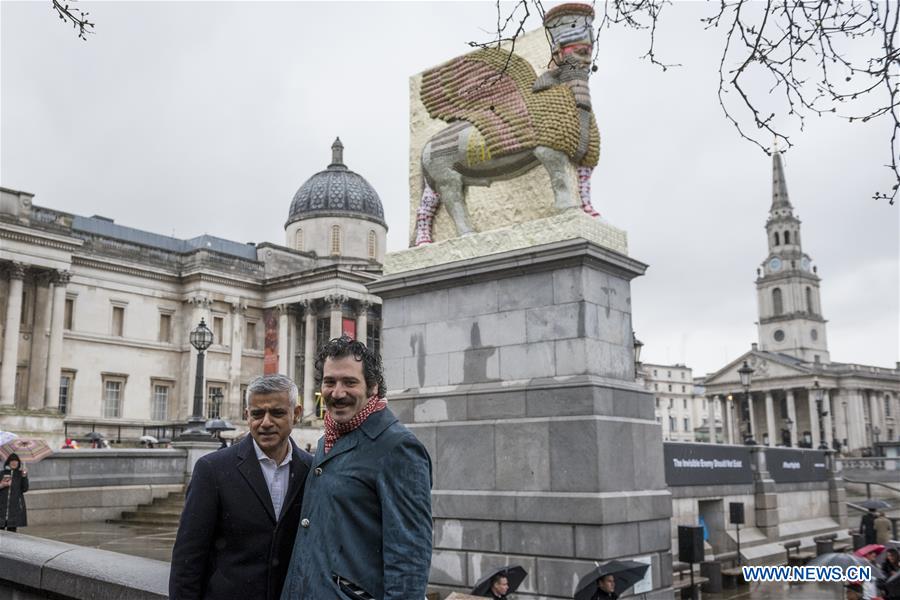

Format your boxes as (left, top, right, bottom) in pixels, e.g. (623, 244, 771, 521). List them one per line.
(543, 3, 595, 69)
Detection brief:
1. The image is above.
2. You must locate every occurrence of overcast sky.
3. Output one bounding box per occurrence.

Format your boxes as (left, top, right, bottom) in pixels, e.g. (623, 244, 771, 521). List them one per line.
(2, 1, 897, 376)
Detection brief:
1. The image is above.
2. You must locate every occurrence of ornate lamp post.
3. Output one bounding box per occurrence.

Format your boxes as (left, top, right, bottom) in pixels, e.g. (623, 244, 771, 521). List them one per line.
(176, 319, 214, 440)
(782, 417, 794, 447)
(632, 331, 643, 378)
(813, 379, 830, 450)
(738, 360, 756, 445)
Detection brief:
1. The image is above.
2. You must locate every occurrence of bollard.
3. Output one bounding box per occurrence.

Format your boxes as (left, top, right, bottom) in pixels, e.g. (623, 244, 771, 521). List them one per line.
(701, 560, 723, 593)
(853, 532, 865, 550)
(816, 539, 834, 555)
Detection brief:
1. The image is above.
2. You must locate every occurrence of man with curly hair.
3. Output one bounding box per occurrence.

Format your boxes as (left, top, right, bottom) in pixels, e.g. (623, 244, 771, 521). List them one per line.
(280, 336, 433, 600)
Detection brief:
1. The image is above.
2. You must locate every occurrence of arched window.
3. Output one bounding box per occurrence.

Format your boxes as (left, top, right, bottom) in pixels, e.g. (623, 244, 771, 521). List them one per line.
(330, 225, 341, 255)
(772, 287, 783, 315)
(806, 287, 814, 314)
(784, 231, 791, 244)
(774, 231, 780, 246)
(367, 230, 377, 259)
(294, 229, 303, 251)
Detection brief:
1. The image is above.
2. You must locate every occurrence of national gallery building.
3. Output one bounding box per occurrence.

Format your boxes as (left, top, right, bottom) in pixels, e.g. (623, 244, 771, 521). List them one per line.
(0, 139, 385, 443)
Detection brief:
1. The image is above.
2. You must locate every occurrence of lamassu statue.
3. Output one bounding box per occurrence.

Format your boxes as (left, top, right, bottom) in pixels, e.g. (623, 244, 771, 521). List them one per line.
(415, 2, 601, 246)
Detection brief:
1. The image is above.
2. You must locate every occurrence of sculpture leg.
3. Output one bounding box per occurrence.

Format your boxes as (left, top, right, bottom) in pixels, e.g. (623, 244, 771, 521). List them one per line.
(436, 172, 474, 237)
(414, 181, 441, 246)
(534, 146, 578, 210)
(577, 166, 600, 217)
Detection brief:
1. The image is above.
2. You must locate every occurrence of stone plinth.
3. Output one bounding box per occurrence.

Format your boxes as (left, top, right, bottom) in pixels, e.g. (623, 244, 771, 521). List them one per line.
(369, 237, 672, 600)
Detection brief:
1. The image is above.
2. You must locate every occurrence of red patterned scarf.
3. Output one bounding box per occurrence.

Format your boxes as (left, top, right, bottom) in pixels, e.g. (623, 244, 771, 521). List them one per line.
(323, 394, 387, 453)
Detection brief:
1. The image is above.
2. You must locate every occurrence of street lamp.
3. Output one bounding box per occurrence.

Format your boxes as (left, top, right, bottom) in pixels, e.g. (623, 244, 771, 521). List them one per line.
(177, 318, 214, 440)
(814, 379, 829, 450)
(738, 360, 756, 445)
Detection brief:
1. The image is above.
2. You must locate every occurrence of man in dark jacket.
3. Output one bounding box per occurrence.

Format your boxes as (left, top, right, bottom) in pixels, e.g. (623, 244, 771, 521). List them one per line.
(280, 336, 432, 600)
(860, 507, 878, 545)
(169, 374, 312, 600)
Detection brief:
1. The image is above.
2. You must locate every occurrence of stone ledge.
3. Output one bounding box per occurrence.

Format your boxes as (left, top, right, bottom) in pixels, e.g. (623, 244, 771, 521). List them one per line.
(0, 532, 168, 599)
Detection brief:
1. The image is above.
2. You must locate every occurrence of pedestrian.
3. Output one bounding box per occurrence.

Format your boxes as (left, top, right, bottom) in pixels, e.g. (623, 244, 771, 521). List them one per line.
(876, 512, 893, 545)
(0, 453, 29, 532)
(882, 548, 900, 579)
(279, 336, 433, 600)
(169, 374, 312, 600)
(486, 573, 510, 599)
(862, 508, 878, 545)
(592, 574, 619, 600)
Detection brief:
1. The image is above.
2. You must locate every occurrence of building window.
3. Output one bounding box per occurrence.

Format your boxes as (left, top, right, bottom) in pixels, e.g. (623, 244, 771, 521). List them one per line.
(316, 317, 331, 351)
(59, 373, 73, 414)
(103, 378, 123, 418)
(654, 383, 658, 391)
(213, 316, 224, 345)
(668, 398, 674, 409)
(111, 305, 125, 337)
(241, 384, 249, 415)
(806, 287, 814, 314)
(295, 229, 303, 251)
(681, 372, 685, 379)
(667, 370, 672, 378)
(684, 417, 690, 431)
(653, 370, 658, 377)
(20, 289, 28, 326)
(64, 298, 74, 330)
(670, 416, 677, 432)
(886, 396, 892, 418)
(366, 321, 381, 357)
(774, 231, 780, 246)
(683, 398, 688, 409)
(668, 384, 672, 392)
(158, 313, 172, 343)
(152, 384, 169, 421)
(207, 385, 225, 419)
(772, 288, 783, 316)
(367, 230, 377, 259)
(330, 225, 341, 255)
(784, 230, 791, 244)
(655, 398, 660, 408)
(682, 385, 686, 393)
(246, 321, 258, 350)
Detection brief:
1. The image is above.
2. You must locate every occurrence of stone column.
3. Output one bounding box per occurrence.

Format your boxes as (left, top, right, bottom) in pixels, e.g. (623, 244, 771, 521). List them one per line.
(707, 395, 717, 443)
(44, 270, 70, 410)
(746, 391, 757, 443)
(229, 301, 245, 419)
(356, 301, 369, 347)
(808, 388, 821, 449)
(302, 300, 317, 421)
(833, 389, 848, 447)
(724, 395, 735, 444)
(786, 389, 798, 447)
(289, 306, 300, 381)
(869, 390, 880, 446)
(278, 304, 290, 375)
(765, 391, 777, 446)
(0, 263, 26, 406)
(27, 272, 51, 410)
(824, 389, 834, 449)
(327, 295, 344, 339)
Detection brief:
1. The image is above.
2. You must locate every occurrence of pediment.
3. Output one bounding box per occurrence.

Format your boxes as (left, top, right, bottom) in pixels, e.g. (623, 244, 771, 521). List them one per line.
(704, 351, 811, 388)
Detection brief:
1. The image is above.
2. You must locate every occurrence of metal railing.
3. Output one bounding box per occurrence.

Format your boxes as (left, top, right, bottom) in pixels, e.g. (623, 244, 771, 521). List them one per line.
(842, 476, 900, 500)
(836, 457, 900, 471)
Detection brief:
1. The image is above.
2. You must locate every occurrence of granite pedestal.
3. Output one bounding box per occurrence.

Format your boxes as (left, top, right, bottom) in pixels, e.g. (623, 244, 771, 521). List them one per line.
(370, 234, 673, 599)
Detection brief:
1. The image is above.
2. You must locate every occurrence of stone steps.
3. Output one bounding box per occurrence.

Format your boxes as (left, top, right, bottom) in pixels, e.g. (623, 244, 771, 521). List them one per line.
(107, 490, 184, 528)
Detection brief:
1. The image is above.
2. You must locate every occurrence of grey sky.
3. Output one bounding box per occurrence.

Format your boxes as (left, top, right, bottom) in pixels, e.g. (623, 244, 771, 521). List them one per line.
(2, 1, 897, 376)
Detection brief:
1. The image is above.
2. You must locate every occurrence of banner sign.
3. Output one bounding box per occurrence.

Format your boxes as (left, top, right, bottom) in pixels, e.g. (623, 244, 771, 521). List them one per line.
(664, 443, 753, 486)
(766, 448, 828, 483)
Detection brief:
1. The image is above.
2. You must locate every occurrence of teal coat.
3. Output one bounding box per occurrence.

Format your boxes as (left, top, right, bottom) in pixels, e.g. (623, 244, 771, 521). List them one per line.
(280, 408, 433, 600)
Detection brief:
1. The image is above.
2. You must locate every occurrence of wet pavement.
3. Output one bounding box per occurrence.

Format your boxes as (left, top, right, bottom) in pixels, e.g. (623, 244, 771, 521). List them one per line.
(23, 521, 176, 562)
(17, 523, 849, 598)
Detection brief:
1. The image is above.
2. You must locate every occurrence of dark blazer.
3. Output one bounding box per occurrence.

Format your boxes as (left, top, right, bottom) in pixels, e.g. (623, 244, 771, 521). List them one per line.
(170, 436, 312, 600)
(280, 408, 432, 600)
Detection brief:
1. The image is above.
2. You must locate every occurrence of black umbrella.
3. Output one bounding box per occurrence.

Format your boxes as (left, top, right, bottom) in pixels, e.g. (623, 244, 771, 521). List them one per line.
(884, 570, 900, 596)
(574, 560, 650, 600)
(471, 565, 528, 597)
(859, 499, 892, 510)
(85, 432, 105, 441)
(205, 419, 236, 433)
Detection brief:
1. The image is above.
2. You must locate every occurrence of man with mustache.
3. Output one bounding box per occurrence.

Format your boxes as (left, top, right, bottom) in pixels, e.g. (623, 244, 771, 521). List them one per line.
(280, 336, 432, 600)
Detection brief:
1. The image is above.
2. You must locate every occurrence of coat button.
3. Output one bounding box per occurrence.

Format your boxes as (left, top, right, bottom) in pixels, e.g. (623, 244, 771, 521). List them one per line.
(314, 467, 323, 476)
(301, 518, 310, 528)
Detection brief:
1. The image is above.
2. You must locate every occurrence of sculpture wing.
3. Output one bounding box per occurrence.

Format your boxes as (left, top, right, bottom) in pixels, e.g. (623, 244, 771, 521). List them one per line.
(420, 48, 537, 158)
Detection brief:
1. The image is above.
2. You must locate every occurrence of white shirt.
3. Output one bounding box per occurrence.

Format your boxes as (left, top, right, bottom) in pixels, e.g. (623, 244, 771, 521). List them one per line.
(252, 439, 293, 520)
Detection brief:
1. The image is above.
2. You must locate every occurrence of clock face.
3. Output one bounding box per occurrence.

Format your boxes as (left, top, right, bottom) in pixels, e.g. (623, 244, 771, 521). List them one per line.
(774, 329, 785, 342)
(769, 257, 782, 272)
(801, 257, 811, 271)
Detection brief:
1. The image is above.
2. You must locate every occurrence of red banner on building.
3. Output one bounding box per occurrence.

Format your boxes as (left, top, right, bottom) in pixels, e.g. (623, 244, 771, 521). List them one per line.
(342, 318, 356, 339)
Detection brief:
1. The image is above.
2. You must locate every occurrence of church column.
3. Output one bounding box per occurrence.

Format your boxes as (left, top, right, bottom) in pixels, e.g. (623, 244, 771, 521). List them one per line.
(706, 396, 717, 443)
(823, 389, 834, 449)
(44, 270, 70, 410)
(328, 295, 344, 339)
(27, 272, 51, 410)
(278, 304, 290, 375)
(765, 391, 777, 447)
(833, 389, 848, 447)
(302, 300, 317, 421)
(289, 306, 300, 381)
(229, 301, 245, 419)
(808, 388, 821, 449)
(356, 301, 369, 347)
(786, 389, 798, 447)
(0, 263, 26, 406)
(723, 395, 734, 444)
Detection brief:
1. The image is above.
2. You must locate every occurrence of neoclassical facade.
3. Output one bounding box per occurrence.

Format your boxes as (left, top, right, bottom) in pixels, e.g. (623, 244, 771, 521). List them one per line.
(703, 152, 899, 453)
(0, 139, 387, 443)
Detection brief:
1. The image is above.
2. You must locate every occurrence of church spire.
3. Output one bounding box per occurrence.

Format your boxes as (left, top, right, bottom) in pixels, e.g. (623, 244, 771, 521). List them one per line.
(771, 150, 793, 212)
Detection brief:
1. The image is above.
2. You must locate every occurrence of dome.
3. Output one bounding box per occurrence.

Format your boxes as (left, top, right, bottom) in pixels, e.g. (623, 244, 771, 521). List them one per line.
(286, 138, 386, 228)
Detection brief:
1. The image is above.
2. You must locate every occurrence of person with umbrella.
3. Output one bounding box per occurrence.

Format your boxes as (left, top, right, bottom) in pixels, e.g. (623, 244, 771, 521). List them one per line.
(574, 560, 650, 600)
(862, 508, 880, 545)
(876, 512, 893, 545)
(471, 566, 527, 599)
(855, 544, 886, 599)
(0, 453, 29, 532)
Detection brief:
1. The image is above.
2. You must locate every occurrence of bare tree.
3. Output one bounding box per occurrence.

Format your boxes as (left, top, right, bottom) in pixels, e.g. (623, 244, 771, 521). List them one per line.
(470, 1, 899, 204)
(52, 0, 94, 41)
